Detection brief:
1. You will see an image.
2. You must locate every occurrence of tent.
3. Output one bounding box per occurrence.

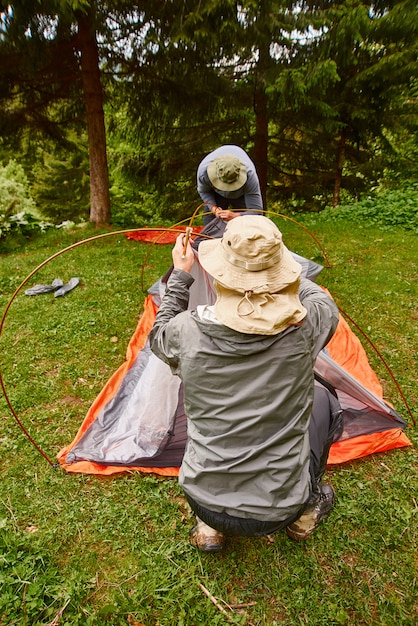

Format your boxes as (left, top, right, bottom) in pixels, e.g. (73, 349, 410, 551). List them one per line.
(57, 235, 411, 476)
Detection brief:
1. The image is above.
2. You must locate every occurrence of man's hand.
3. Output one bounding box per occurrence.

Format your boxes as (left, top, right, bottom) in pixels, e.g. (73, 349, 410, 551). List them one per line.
(214, 208, 240, 221)
(172, 229, 194, 273)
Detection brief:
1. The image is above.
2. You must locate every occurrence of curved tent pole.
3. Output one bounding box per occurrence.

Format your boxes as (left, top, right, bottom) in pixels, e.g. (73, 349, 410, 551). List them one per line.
(0, 371, 56, 467)
(0, 227, 200, 463)
(138, 207, 331, 291)
(186, 206, 332, 267)
(266, 210, 331, 268)
(138, 212, 206, 291)
(0, 214, 412, 464)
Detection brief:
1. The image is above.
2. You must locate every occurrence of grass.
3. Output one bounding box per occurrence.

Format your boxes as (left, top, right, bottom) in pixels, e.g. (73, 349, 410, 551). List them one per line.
(0, 218, 417, 625)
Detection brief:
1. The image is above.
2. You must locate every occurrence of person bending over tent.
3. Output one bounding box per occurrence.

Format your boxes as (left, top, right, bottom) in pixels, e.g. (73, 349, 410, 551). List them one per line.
(149, 216, 343, 553)
(196, 145, 264, 225)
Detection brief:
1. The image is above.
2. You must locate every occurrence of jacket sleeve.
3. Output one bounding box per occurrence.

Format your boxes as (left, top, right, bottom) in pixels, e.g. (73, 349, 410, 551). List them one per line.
(149, 269, 195, 370)
(298, 278, 339, 360)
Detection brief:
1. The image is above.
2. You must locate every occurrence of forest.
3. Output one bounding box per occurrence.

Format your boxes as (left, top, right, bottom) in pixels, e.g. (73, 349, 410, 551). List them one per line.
(0, 0, 417, 232)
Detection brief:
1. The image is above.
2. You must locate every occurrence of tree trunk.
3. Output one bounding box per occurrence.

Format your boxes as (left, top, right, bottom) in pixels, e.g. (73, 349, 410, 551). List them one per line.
(253, 84, 268, 211)
(76, 8, 110, 225)
(252, 39, 269, 211)
(333, 129, 346, 208)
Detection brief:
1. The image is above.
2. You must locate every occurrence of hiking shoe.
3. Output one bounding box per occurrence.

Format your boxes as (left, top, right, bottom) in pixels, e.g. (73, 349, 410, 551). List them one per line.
(286, 483, 335, 541)
(189, 517, 226, 553)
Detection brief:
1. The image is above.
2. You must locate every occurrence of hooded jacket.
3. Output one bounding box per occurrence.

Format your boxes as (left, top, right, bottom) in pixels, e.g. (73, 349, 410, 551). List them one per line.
(149, 269, 339, 522)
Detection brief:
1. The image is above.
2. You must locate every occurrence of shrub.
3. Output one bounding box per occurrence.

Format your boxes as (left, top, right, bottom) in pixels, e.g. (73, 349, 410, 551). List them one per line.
(0, 160, 38, 237)
(315, 184, 418, 231)
(30, 146, 90, 224)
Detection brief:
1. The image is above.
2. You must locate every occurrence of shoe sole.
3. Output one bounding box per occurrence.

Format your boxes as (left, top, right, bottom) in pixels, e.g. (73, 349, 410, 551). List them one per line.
(194, 543, 225, 553)
(286, 526, 316, 541)
(189, 537, 225, 552)
(189, 529, 226, 552)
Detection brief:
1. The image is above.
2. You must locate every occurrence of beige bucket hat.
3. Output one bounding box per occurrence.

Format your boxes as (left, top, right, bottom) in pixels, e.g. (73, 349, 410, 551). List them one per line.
(198, 216, 307, 335)
(207, 154, 247, 191)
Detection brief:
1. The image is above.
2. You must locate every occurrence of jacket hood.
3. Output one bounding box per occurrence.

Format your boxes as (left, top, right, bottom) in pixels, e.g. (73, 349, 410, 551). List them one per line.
(192, 311, 298, 356)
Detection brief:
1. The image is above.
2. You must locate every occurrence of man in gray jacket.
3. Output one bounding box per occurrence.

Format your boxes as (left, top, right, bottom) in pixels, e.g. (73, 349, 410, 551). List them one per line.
(197, 145, 264, 225)
(150, 216, 342, 552)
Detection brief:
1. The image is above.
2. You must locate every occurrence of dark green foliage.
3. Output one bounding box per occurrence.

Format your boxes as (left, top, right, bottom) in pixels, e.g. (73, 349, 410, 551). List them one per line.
(0, 0, 416, 223)
(0, 159, 55, 250)
(31, 138, 91, 223)
(266, 0, 418, 204)
(0, 213, 53, 254)
(316, 184, 418, 231)
(104, 0, 418, 216)
(0, 2, 84, 144)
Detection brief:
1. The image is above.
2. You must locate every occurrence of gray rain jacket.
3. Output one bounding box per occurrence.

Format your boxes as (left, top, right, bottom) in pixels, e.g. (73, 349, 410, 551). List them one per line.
(149, 269, 339, 523)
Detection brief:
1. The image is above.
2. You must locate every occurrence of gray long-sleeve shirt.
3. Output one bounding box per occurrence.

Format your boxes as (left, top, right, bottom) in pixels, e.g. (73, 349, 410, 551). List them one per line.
(149, 270, 339, 522)
(197, 145, 264, 214)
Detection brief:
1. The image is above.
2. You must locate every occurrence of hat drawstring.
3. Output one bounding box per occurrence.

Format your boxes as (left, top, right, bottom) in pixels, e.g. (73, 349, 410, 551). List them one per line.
(236, 291, 254, 317)
(237, 291, 279, 318)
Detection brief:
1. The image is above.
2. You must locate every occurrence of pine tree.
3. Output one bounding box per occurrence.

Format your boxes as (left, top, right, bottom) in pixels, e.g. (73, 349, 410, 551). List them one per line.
(0, 0, 110, 224)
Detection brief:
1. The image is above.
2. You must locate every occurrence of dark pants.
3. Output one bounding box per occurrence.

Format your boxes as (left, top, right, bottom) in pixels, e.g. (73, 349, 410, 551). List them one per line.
(185, 384, 343, 537)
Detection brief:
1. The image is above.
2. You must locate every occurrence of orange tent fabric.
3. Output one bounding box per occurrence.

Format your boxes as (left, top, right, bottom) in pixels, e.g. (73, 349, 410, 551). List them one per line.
(57, 296, 181, 476)
(58, 279, 411, 476)
(327, 428, 411, 465)
(326, 307, 383, 398)
(126, 226, 203, 244)
(319, 297, 411, 463)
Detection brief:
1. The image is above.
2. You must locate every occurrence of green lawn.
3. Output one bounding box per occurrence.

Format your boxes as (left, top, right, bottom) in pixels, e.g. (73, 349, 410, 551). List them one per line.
(0, 218, 417, 625)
